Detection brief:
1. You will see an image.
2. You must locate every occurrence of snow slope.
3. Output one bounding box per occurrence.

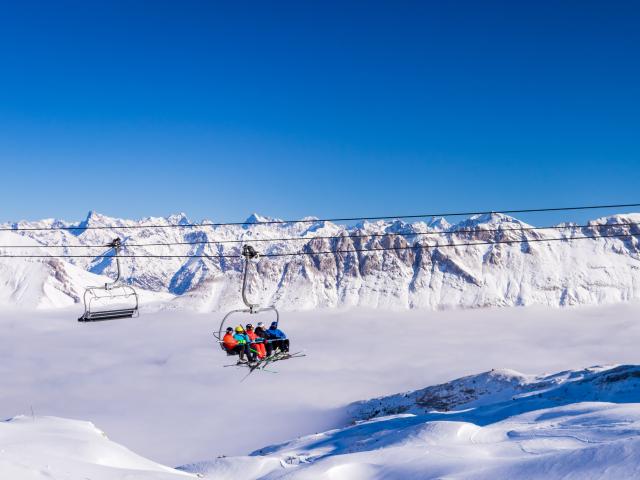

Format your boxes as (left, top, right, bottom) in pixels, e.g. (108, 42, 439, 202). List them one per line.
(0, 416, 192, 479)
(3, 210, 640, 311)
(188, 402, 640, 479)
(5, 366, 640, 479)
(185, 365, 640, 479)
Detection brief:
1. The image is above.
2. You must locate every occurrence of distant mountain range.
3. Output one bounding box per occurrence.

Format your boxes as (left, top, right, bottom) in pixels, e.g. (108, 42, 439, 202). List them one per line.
(1, 211, 639, 311)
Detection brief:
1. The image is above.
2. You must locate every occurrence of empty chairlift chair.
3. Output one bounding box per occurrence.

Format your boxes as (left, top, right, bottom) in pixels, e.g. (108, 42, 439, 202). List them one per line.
(78, 238, 139, 322)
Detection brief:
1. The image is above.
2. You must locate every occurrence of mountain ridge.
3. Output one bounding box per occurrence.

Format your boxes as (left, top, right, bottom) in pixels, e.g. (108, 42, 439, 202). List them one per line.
(1, 211, 639, 311)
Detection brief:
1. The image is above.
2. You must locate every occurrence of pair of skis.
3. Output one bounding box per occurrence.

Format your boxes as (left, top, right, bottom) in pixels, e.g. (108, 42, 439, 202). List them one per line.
(224, 350, 306, 380)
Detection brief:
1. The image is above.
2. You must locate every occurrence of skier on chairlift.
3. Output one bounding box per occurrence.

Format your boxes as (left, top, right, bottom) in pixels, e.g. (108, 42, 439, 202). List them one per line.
(245, 323, 266, 360)
(254, 322, 274, 357)
(235, 325, 257, 363)
(215, 244, 302, 370)
(222, 326, 256, 364)
(268, 321, 289, 353)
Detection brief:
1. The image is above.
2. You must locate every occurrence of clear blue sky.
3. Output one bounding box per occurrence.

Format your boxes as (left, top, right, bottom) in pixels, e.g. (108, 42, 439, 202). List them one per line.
(0, 0, 638, 225)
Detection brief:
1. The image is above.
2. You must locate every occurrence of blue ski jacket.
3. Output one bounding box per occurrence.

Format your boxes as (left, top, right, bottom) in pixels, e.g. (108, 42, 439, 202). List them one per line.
(268, 327, 287, 339)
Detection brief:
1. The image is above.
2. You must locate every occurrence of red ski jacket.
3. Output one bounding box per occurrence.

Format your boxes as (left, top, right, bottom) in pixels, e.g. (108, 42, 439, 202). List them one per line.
(246, 329, 266, 359)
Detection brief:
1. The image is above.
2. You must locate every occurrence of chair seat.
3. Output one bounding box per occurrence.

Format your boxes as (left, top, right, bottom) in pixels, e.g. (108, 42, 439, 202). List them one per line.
(78, 308, 137, 322)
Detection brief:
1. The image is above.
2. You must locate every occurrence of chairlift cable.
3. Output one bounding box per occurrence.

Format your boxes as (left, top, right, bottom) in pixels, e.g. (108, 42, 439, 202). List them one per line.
(0, 232, 638, 258)
(1, 221, 639, 249)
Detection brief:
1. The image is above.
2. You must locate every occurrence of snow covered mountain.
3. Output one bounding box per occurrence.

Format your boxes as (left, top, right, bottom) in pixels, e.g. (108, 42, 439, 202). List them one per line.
(182, 364, 640, 479)
(0, 231, 109, 309)
(347, 365, 640, 423)
(0, 230, 173, 310)
(2, 211, 640, 311)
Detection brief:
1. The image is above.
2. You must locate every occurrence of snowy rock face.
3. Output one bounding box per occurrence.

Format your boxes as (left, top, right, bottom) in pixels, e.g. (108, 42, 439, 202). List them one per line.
(2, 211, 640, 311)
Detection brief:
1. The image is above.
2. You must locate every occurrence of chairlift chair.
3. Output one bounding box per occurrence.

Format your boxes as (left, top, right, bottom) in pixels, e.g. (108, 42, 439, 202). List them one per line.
(78, 238, 139, 322)
(214, 245, 280, 349)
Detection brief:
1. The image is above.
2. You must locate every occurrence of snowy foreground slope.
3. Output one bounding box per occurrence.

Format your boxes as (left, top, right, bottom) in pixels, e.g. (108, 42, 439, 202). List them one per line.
(0, 416, 191, 479)
(4, 366, 640, 480)
(184, 365, 640, 479)
(2, 210, 640, 310)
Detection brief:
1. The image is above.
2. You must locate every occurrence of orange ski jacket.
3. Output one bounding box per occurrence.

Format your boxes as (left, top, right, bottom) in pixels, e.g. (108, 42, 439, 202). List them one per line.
(222, 332, 238, 351)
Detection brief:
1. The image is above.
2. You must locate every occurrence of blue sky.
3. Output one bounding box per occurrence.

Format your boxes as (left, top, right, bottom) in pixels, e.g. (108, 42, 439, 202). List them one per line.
(0, 0, 638, 226)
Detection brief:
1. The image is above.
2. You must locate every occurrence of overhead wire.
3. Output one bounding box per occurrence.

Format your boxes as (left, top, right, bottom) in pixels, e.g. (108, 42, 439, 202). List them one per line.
(0, 231, 638, 258)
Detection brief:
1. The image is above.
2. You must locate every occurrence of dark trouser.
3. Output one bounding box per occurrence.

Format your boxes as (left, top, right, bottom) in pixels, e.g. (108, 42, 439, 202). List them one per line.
(229, 344, 255, 361)
(271, 339, 290, 353)
(246, 344, 258, 361)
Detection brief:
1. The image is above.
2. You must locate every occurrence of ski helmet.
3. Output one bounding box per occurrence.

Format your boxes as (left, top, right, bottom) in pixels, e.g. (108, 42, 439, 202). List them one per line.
(235, 326, 244, 333)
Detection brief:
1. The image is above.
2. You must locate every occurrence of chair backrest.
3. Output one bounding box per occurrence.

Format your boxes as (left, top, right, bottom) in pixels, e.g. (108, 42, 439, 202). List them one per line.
(78, 284, 139, 323)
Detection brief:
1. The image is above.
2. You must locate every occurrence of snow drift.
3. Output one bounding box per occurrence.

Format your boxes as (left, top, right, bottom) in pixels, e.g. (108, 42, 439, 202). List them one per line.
(0, 416, 191, 479)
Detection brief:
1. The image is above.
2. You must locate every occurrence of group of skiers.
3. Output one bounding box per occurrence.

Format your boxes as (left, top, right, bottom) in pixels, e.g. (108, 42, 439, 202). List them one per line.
(222, 321, 289, 365)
